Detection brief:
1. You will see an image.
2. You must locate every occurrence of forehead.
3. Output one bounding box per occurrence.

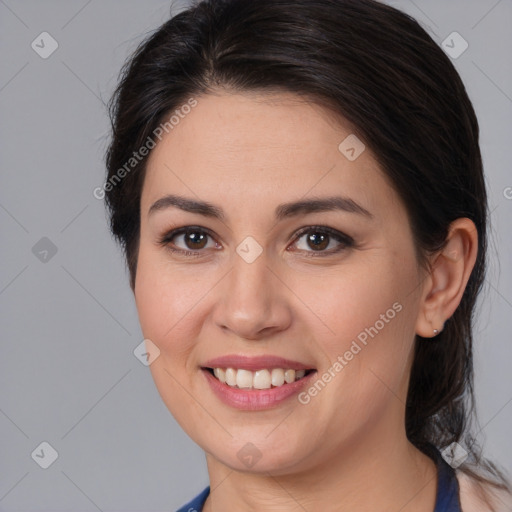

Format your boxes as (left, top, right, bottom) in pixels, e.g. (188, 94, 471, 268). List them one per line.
(141, 91, 398, 222)
(150, 91, 351, 158)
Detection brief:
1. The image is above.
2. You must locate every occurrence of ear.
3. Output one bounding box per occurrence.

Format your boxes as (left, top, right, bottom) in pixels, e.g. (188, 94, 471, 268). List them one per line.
(415, 218, 479, 338)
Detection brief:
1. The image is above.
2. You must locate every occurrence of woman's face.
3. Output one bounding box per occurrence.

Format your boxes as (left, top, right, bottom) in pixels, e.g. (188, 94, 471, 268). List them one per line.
(135, 91, 427, 474)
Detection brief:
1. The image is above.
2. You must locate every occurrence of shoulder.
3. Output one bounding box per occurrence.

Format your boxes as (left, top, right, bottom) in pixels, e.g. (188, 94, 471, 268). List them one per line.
(457, 471, 512, 512)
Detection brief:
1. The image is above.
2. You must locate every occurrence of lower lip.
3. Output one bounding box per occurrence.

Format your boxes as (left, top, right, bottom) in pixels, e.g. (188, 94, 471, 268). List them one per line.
(202, 368, 317, 410)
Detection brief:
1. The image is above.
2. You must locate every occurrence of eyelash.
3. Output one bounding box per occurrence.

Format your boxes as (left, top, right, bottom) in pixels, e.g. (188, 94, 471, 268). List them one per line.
(158, 225, 354, 258)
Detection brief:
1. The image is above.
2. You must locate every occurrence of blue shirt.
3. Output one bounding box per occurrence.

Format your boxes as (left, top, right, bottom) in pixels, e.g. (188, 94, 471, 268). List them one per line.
(176, 445, 462, 511)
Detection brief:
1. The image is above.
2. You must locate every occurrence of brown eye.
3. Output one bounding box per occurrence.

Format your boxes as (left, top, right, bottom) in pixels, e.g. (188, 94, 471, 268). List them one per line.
(304, 232, 329, 251)
(182, 230, 209, 250)
(291, 226, 354, 256)
(159, 226, 218, 255)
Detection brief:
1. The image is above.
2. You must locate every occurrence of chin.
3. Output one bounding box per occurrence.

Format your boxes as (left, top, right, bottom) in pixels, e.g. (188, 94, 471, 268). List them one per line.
(203, 433, 312, 475)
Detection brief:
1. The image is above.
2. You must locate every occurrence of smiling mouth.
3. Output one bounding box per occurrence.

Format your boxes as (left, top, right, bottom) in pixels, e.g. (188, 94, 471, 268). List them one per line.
(203, 367, 316, 390)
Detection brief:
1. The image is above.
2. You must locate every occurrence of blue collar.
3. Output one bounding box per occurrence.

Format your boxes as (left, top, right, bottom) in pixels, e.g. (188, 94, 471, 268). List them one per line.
(427, 444, 463, 512)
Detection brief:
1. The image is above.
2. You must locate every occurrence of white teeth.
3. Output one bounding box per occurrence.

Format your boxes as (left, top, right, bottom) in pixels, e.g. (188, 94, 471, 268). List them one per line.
(253, 369, 271, 389)
(225, 368, 237, 386)
(284, 369, 295, 383)
(211, 367, 310, 389)
(271, 368, 285, 387)
(213, 367, 226, 383)
(236, 369, 253, 389)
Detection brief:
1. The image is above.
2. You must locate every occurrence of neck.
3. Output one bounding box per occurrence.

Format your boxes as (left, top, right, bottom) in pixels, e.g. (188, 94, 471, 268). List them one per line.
(202, 426, 437, 511)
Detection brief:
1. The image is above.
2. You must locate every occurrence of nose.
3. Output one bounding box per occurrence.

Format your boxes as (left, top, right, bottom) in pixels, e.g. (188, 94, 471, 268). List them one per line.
(211, 246, 292, 340)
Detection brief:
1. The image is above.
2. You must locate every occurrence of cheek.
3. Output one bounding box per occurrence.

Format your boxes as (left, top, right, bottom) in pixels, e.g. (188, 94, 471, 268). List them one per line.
(134, 245, 201, 356)
(296, 250, 419, 408)
(134, 247, 207, 434)
(299, 253, 417, 352)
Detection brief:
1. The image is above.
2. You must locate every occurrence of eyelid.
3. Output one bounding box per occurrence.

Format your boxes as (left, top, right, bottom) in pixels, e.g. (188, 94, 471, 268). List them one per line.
(291, 225, 353, 244)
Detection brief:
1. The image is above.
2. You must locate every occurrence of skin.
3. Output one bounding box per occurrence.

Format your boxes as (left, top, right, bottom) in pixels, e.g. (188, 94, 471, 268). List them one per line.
(134, 90, 478, 511)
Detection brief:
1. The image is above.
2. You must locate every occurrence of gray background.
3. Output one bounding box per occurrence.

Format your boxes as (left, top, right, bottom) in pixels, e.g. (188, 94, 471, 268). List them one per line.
(1, 0, 511, 510)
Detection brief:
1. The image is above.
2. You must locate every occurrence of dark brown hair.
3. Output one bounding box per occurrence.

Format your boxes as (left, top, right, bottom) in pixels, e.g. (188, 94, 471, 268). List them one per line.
(104, 0, 510, 504)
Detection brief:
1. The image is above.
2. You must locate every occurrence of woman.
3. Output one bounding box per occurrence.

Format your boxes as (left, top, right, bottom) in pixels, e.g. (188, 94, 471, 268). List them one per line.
(104, 0, 512, 510)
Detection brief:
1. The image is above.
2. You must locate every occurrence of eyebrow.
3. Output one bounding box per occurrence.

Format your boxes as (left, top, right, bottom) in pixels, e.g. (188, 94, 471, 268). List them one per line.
(148, 194, 373, 221)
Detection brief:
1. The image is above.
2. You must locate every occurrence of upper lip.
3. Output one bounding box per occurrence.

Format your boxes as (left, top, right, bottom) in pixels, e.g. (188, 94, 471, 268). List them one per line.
(202, 355, 315, 371)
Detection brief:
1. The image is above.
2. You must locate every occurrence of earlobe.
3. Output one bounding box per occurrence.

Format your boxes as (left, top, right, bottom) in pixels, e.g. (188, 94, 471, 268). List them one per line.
(415, 218, 478, 338)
